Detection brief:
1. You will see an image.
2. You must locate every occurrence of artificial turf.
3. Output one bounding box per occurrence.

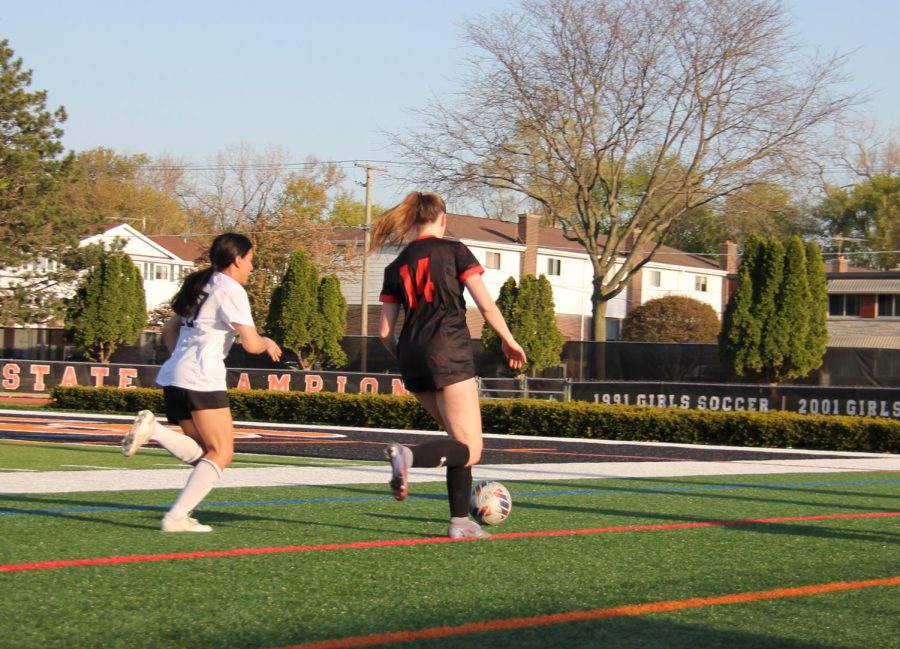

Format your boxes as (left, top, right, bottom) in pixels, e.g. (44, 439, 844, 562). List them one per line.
(1, 443, 898, 649)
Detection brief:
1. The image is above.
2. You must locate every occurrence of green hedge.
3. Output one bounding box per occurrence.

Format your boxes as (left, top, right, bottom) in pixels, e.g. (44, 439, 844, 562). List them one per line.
(50, 386, 900, 454)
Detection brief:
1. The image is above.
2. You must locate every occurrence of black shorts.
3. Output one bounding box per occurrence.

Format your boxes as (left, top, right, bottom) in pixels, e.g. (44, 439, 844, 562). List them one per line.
(162, 386, 230, 424)
(403, 372, 474, 393)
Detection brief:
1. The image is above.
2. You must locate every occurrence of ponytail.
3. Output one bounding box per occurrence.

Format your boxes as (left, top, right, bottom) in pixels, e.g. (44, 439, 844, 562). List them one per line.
(170, 232, 253, 317)
(370, 191, 446, 251)
(171, 268, 215, 317)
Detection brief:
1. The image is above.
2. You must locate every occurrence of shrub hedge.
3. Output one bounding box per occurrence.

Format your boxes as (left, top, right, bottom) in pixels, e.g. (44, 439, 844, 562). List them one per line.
(50, 386, 900, 454)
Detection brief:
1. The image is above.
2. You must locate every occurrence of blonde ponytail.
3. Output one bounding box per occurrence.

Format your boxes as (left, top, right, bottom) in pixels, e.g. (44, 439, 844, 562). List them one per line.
(370, 191, 446, 251)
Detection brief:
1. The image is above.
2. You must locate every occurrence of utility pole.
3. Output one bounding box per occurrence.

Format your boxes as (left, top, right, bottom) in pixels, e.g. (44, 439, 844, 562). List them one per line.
(355, 162, 387, 372)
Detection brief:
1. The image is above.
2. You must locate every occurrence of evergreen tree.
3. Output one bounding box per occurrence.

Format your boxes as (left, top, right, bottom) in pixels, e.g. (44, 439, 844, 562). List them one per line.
(482, 275, 564, 374)
(521, 275, 565, 372)
(720, 235, 828, 383)
(754, 237, 785, 377)
(65, 252, 147, 362)
(265, 249, 321, 369)
(802, 241, 829, 373)
(0, 39, 96, 323)
(719, 237, 763, 375)
(313, 274, 348, 368)
(771, 236, 810, 380)
(481, 276, 518, 358)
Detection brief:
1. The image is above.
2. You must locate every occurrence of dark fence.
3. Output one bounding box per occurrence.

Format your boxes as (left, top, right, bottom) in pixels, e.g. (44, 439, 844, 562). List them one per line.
(2, 328, 897, 387)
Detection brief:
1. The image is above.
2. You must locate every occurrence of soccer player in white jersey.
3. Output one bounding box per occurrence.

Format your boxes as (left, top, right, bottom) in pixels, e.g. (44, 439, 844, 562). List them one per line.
(122, 232, 281, 532)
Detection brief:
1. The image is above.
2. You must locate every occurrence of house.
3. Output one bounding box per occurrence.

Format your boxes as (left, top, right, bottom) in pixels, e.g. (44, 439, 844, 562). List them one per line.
(718, 247, 900, 349)
(337, 213, 727, 341)
(822, 257, 900, 348)
(0, 224, 205, 323)
(79, 224, 206, 312)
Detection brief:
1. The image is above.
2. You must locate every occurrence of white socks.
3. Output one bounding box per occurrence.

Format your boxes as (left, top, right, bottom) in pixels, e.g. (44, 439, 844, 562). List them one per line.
(167, 458, 222, 520)
(151, 422, 203, 464)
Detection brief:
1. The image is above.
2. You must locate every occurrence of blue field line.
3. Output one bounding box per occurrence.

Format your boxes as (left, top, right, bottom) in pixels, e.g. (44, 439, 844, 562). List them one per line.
(2, 477, 899, 518)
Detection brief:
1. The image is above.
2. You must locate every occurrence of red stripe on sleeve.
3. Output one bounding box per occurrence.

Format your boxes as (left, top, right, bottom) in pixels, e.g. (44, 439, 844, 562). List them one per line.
(459, 265, 484, 282)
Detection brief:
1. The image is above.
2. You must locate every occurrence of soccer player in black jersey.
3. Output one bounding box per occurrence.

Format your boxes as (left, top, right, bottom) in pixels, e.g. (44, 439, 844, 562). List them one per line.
(373, 191, 526, 539)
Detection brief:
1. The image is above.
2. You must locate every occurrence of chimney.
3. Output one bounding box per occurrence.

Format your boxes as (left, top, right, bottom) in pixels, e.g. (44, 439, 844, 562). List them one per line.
(720, 240, 738, 274)
(517, 213, 540, 276)
(831, 256, 848, 273)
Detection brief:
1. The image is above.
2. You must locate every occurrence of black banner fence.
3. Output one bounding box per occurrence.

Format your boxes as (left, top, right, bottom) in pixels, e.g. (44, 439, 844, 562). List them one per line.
(3, 359, 898, 418)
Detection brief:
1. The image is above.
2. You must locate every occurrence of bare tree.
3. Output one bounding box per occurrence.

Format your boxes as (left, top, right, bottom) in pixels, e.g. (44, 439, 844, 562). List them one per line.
(183, 143, 358, 324)
(393, 0, 853, 339)
(835, 118, 900, 180)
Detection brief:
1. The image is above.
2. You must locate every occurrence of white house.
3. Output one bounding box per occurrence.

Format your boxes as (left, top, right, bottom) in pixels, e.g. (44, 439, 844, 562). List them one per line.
(0, 224, 205, 323)
(337, 213, 727, 341)
(79, 223, 205, 312)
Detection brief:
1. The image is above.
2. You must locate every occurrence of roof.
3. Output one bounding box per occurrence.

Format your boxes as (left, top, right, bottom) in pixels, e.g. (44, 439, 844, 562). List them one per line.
(828, 278, 900, 294)
(148, 236, 206, 263)
(337, 213, 719, 271)
(828, 335, 900, 349)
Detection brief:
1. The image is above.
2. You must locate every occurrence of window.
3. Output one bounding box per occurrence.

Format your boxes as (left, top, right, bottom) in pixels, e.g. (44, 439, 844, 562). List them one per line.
(141, 262, 152, 281)
(154, 263, 170, 281)
(649, 270, 661, 287)
(694, 275, 708, 292)
(878, 294, 900, 317)
(829, 294, 861, 317)
(547, 258, 561, 276)
(485, 251, 501, 270)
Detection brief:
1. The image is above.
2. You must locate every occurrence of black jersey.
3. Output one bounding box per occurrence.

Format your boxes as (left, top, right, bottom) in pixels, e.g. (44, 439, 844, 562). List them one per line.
(379, 236, 483, 390)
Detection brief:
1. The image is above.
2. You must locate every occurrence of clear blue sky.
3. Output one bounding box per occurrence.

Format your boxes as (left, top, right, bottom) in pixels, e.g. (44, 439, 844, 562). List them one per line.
(3, 0, 898, 207)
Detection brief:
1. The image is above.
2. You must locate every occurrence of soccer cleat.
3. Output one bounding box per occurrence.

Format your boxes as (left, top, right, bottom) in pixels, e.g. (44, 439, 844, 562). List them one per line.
(122, 410, 156, 457)
(385, 442, 409, 501)
(160, 514, 212, 533)
(448, 519, 491, 540)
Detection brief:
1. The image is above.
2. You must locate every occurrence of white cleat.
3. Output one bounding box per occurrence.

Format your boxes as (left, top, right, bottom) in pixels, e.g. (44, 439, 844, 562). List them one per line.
(448, 519, 491, 540)
(122, 410, 156, 457)
(161, 514, 212, 533)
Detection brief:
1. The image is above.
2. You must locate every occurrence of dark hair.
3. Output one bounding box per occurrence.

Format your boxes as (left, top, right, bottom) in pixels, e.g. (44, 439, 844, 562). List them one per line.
(370, 191, 446, 250)
(171, 233, 253, 317)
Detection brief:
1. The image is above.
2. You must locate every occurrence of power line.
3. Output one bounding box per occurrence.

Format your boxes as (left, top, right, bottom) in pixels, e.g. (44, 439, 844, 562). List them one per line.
(142, 159, 410, 172)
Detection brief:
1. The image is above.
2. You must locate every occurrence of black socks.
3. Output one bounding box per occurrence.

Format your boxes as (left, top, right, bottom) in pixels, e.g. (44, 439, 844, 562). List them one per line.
(447, 465, 473, 518)
(409, 439, 473, 518)
(411, 439, 470, 468)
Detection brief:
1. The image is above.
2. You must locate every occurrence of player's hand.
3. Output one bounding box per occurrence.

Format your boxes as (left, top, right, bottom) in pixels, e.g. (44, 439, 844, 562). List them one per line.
(502, 339, 527, 371)
(265, 338, 282, 362)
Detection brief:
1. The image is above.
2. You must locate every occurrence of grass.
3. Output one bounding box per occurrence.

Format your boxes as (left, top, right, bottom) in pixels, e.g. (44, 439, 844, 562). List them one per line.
(0, 440, 370, 471)
(1, 443, 898, 649)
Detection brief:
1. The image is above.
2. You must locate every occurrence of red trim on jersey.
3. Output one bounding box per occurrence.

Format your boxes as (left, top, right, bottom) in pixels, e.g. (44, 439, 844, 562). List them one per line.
(379, 293, 399, 303)
(459, 265, 484, 282)
(412, 234, 438, 241)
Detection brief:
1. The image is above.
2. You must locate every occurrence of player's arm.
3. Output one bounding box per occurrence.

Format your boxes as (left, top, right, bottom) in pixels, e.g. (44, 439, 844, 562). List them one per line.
(161, 315, 182, 354)
(233, 323, 282, 361)
(463, 273, 527, 371)
(379, 302, 401, 359)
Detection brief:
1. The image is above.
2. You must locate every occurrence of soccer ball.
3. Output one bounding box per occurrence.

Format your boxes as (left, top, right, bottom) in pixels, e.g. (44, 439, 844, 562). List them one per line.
(469, 480, 512, 525)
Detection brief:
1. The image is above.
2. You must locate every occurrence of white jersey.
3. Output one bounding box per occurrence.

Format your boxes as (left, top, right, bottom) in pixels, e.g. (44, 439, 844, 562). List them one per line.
(156, 272, 255, 391)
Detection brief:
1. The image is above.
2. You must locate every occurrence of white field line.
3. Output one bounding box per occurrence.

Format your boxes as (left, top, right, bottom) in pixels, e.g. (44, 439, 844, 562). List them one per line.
(1, 456, 898, 495)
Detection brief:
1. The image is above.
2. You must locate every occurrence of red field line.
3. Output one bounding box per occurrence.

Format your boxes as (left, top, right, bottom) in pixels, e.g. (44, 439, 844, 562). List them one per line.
(272, 576, 900, 649)
(2, 511, 897, 574)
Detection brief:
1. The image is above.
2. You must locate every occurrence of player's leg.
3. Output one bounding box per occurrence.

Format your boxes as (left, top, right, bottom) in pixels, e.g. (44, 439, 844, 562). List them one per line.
(122, 409, 203, 463)
(161, 406, 234, 532)
(386, 390, 467, 501)
(412, 391, 446, 429)
(446, 464, 489, 539)
(437, 378, 490, 538)
(434, 378, 483, 465)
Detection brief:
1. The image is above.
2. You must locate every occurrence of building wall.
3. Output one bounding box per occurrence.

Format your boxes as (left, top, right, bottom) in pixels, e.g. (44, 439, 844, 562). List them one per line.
(339, 231, 723, 341)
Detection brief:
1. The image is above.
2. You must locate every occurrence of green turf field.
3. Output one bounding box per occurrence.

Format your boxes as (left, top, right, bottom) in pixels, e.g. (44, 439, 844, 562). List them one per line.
(1, 442, 898, 649)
